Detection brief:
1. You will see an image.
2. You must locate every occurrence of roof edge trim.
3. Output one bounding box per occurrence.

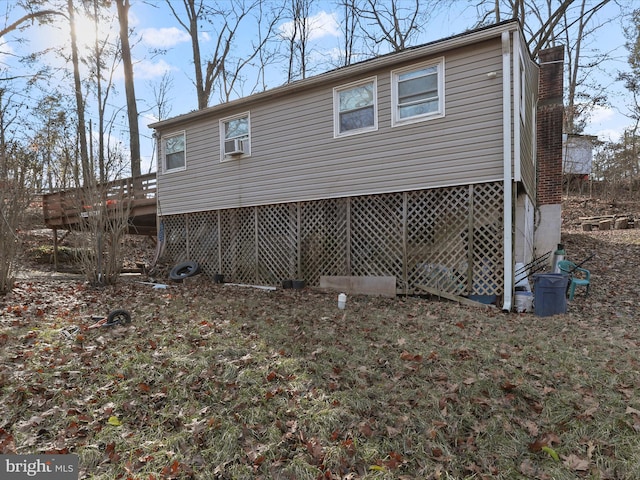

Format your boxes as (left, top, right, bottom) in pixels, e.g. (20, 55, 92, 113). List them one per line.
(150, 19, 521, 130)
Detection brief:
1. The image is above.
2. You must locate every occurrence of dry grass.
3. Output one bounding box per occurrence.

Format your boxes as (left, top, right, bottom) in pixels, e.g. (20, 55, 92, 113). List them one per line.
(2, 194, 640, 478)
(2, 241, 640, 480)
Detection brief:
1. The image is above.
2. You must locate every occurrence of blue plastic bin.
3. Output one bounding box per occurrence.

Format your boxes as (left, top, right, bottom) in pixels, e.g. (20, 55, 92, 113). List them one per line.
(533, 273, 569, 317)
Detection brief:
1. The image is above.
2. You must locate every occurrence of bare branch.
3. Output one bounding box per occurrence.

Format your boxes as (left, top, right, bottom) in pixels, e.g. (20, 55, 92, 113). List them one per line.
(0, 9, 67, 38)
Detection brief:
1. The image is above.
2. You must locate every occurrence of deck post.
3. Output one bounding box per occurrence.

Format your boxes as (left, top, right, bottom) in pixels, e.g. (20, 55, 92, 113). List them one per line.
(53, 228, 59, 271)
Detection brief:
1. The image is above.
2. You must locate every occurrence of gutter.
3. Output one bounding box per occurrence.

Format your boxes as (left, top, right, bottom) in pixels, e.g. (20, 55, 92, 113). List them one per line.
(501, 31, 514, 312)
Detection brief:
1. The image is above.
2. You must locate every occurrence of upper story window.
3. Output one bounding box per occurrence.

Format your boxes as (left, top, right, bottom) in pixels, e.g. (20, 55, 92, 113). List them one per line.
(392, 58, 444, 126)
(334, 77, 377, 137)
(220, 112, 250, 161)
(162, 131, 186, 173)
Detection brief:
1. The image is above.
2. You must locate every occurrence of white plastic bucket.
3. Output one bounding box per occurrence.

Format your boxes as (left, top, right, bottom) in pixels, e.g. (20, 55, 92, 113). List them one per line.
(515, 262, 531, 291)
(338, 293, 347, 310)
(514, 291, 533, 313)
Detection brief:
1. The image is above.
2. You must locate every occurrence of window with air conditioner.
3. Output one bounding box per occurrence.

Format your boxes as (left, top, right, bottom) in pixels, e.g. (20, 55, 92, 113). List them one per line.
(391, 58, 445, 126)
(162, 131, 186, 173)
(224, 138, 245, 155)
(333, 77, 377, 137)
(220, 112, 250, 161)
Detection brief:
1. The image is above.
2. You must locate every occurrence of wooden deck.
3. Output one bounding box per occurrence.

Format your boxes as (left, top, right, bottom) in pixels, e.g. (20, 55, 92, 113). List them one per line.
(42, 173, 157, 236)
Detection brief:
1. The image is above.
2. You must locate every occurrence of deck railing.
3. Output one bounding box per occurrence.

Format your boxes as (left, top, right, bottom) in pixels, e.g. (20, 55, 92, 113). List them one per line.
(42, 173, 157, 231)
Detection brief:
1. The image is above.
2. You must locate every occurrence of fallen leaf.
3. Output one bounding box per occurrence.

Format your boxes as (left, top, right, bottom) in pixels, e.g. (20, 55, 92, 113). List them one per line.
(586, 441, 596, 459)
(305, 438, 324, 464)
(579, 403, 599, 419)
(400, 351, 422, 362)
(501, 380, 520, 391)
(138, 383, 151, 393)
(542, 446, 560, 461)
(529, 432, 560, 452)
(563, 453, 590, 471)
(107, 416, 122, 426)
(386, 425, 401, 437)
(0, 428, 16, 454)
(521, 420, 539, 436)
(519, 459, 537, 477)
(625, 406, 640, 415)
(358, 422, 374, 437)
(384, 451, 403, 469)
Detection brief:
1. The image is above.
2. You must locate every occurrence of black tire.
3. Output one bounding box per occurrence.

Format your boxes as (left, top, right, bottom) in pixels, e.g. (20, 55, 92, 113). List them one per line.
(292, 279, 306, 289)
(169, 261, 201, 282)
(106, 309, 131, 326)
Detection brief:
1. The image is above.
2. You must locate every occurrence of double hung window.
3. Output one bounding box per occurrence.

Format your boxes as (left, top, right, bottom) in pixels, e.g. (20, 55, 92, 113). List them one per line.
(221, 113, 250, 160)
(392, 58, 444, 126)
(162, 131, 186, 172)
(334, 78, 377, 137)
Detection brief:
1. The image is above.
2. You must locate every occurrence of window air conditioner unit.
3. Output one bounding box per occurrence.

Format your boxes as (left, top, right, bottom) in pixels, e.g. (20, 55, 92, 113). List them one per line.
(224, 139, 245, 156)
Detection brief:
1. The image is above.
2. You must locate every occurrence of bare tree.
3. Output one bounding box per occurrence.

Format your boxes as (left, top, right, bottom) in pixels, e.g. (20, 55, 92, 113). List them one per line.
(474, 0, 615, 133)
(285, 0, 315, 82)
(166, 0, 262, 109)
(0, 7, 65, 38)
(474, 0, 611, 57)
(0, 3, 77, 294)
(355, 0, 424, 54)
(86, 0, 116, 184)
(67, 0, 91, 187)
(218, 1, 283, 100)
(612, 8, 640, 194)
(252, 1, 284, 92)
(561, 0, 616, 133)
(285, 0, 299, 82)
(148, 72, 174, 123)
(73, 177, 132, 286)
(0, 89, 31, 294)
(336, 0, 361, 67)
(115, 0, 142, 180)
(31, 94, 73, 192)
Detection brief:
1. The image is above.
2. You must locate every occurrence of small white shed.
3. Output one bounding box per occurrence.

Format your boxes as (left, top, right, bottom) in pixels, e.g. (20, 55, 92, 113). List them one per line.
(562, 134, 597, 175)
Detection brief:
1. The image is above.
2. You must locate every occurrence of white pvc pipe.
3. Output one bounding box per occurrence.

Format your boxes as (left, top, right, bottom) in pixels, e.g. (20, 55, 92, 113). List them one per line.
(501, 31, 514, 312)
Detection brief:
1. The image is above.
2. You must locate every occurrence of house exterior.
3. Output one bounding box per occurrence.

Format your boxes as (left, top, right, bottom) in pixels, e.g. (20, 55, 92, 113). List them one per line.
(150, 20, 563, 310)
(559, 133, 596, 196)
(563, 134, 596, 176)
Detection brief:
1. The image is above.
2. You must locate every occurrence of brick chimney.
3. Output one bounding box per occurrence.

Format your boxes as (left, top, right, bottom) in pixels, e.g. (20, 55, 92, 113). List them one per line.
(534, 45, 564, 258)
(536, 45, 564, 206)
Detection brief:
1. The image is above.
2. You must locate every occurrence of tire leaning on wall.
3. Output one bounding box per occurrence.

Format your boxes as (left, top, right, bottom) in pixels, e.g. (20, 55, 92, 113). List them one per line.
(169, 261, 202, 282)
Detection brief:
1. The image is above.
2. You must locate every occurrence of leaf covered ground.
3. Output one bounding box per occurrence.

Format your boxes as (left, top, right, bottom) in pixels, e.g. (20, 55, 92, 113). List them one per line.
(1, 197, 640, 479)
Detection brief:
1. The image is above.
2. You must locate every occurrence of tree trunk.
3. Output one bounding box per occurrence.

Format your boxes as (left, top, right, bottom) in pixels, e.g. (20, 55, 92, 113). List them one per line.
(67, 0, 91, 187)
(115, 0, 141, 179)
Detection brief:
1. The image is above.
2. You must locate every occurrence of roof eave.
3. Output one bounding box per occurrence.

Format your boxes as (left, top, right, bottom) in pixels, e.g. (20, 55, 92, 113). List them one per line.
(149, 19, 521, 130)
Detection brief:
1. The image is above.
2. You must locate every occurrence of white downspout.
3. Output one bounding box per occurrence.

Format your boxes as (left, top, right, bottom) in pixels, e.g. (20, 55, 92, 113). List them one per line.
(501, 31, 513, 312)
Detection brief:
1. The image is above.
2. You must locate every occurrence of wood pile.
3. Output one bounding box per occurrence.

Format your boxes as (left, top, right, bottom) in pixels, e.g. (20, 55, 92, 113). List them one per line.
(580, 214, 635, 231)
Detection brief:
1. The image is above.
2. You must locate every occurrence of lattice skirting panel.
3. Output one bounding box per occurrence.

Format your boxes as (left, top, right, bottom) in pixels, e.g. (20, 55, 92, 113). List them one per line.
(160, 182, 504, 295)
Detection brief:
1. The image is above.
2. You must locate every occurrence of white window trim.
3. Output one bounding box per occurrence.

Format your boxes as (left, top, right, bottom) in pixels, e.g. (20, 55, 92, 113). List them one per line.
(333, 77, 378, 138)
(161, 130, 186, 174)
(391, 57, 445, 127)
(220, 112, 251, 162)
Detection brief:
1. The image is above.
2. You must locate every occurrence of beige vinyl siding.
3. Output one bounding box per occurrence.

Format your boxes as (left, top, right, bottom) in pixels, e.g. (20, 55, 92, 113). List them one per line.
(519, 50, 539, 198)
(157, 38, 507, 216)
